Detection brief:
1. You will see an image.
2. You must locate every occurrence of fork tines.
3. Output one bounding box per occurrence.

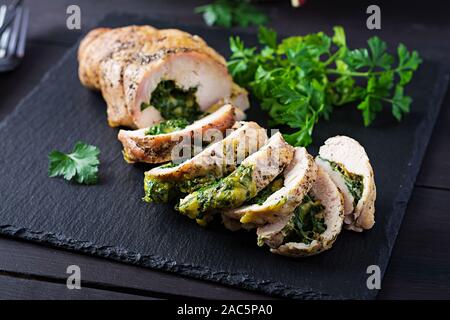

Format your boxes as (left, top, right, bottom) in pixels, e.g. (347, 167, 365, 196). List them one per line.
(0, 0, 29, 72)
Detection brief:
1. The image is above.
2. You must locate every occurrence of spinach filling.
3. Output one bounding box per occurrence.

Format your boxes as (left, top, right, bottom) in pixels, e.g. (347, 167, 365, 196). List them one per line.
(143, 164, 217, 204)
(159, 162, 179, 169)
(143, 177, 175, 203)
(145, 119, 189, 136)
(283, 194, 326, 245)
(177, 165, 257, 223)
(177, 175, 218, 195)
(141, 80, 202, 122)
(320, 157, 363, 207)
(246, 176, 284, 205)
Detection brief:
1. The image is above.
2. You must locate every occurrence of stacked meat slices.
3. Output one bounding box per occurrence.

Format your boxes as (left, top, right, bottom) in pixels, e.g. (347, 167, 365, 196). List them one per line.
(137, 124, 376, 257)
(78, 26, 376, 258)
(78, 25, 249, 128)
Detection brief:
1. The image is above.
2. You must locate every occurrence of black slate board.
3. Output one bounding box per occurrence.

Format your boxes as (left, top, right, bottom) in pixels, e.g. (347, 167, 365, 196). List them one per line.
(0, 14, 448, 299)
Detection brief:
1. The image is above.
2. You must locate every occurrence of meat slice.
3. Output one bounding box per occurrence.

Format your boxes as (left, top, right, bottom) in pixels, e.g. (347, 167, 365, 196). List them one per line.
(224, 147, 317, 227)
(118, 104, 237, 164)
(177, 132, 294, 225)
(316, 136, 376, 231)
(258, 166, 345, 257)
(78, 27, 111, 89)
(143, 121, 267, 203)
(98, 32, 162, 127)
(146, 121, 267, 180)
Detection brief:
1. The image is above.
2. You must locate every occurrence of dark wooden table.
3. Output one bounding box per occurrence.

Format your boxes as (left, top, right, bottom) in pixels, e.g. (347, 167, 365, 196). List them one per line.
(1, 0, 449, 300)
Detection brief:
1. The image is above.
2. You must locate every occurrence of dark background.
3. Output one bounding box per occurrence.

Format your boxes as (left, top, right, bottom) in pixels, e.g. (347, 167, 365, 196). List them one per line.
(0, 0, 449, 299)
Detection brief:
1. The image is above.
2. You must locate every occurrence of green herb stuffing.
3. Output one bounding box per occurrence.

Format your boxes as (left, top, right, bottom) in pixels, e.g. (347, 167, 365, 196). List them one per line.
(283, 194, 326, 245)
(177, 165, 257, 224)
(141, 80, 202, 122)
(228, 26, 422, 146)
(177, 175, 219, 194)
(246, 176, 284, 205)
(195, 0, 268, 28)
(143, 177, 175, 203)
(159, 162, 179, 169)
(323, 158, 364, 206)
(145, 119, 189, 136)
(48, 141, 100, 185)
(143, 166, 217, 204)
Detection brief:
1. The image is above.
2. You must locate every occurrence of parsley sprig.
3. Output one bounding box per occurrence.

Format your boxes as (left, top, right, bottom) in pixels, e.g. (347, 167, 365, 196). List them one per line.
(195, 0, 267, 28)
(48, 142, 100, 185)
(228, 26, 422, 146)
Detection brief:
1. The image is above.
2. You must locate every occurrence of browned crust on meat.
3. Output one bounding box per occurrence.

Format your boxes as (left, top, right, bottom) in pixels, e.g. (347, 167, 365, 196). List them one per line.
(118, 106, 237, 164)
(78, 27, 111, 61)
(120, 133, 185, 164)
(140, 29, 227, 67)
(78, 27, 111, 89)
(78, 26, 226, 92)
(78, 25, 158, 90)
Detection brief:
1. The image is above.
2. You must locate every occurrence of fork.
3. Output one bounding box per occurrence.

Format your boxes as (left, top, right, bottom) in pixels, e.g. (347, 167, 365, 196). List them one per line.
(0, 0, 29, 72)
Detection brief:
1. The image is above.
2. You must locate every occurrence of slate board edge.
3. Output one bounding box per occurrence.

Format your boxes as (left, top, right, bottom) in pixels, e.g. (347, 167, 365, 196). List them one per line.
(0, 15, 448, 300)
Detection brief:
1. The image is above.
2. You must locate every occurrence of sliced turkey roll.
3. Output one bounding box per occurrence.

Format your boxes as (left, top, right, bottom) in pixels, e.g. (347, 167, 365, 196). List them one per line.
(315, 136, 376, 232)
(78, 26, 249, 128)
(118, 104, 237, 164)
(123, 48, 245, 128)
(177, 133, 294, 225)
(258, 167, 345, 257)
(223, 147, 317, 227)
(143, 121, 267, 203)
(95, 28, 228, 127)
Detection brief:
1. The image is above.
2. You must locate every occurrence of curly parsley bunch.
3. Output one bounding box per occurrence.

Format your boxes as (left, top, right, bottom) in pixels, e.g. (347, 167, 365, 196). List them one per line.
(228, 26, 422, 146)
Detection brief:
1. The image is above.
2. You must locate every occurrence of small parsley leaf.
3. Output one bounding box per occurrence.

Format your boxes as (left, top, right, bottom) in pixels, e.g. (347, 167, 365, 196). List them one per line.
(195, 0, 267, 28)
(332, 26, 346, 47)
(258, 26, 277, 49)
(48, 142, 100, 185)
(195, 1, 233, 28)
(367, 36, 394, 69)
(392, 85, 412, 121)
